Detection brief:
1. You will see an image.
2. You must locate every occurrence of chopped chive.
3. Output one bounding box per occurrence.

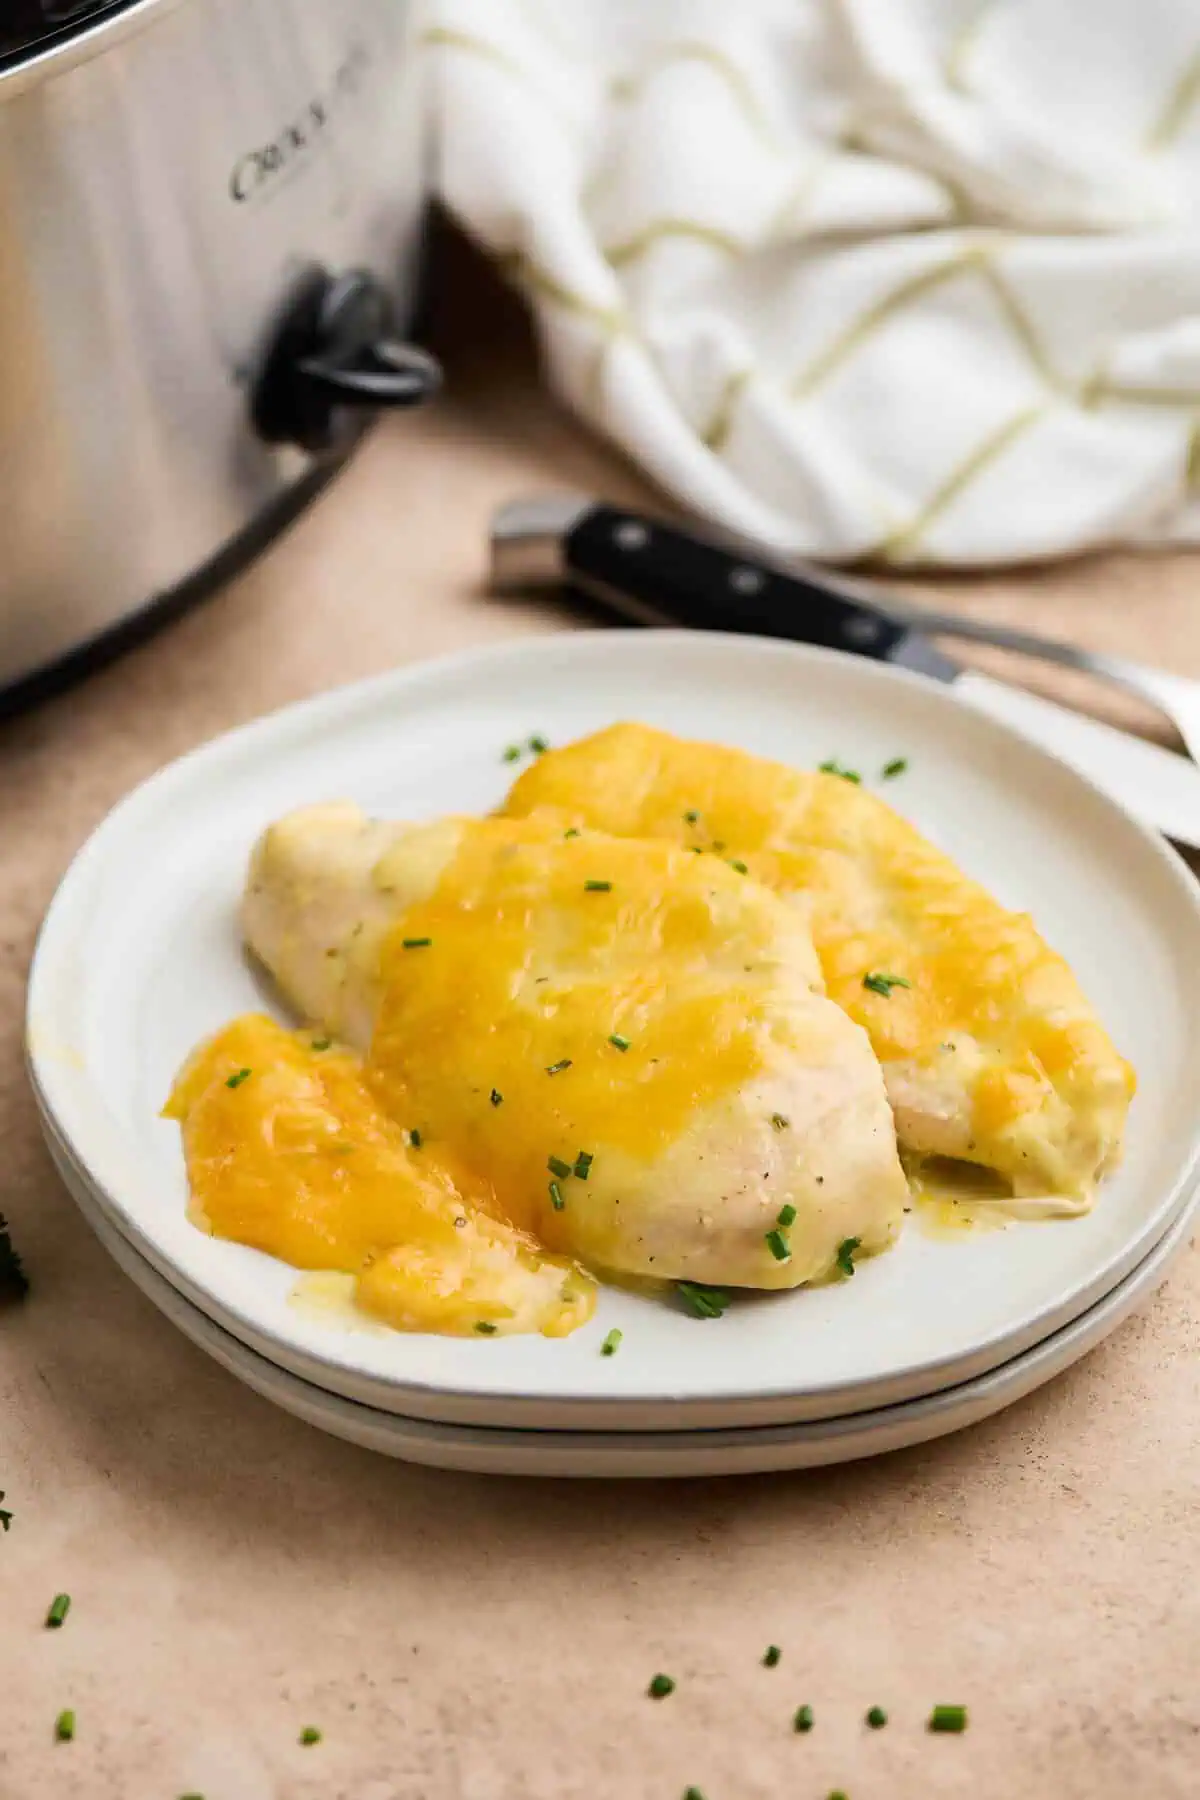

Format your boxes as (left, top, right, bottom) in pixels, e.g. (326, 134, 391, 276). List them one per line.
(299, 1726, 323, 1746)
(225, 1068, 251, 1089)
(310, 1036, 332, 1051)
(474, 1321, 497, 1335)
(776, 1204, 797, 1228)
(529, 735, 549, 754)
(0, 1218, 28, 1301)
(0, 1501, 10, 1532)
(765, 1228, 791, 1262)
(402, 936, 433, 950)
(683, 809, 700, 824)
(770, 1112, 790, 1131)
(793, 1704, 814, 1733)
(683, 1790, 706, 1800)
(564, 827, 581, 838)
(583, 879, 612, 893)
(490, 1088, 503, 1106)
(728, 859, 748, 874)
(408, 1128, 422, 1149)
(600, 1328, 622, 1356)
(546, 1059, 572, 1075)
(819, 758, 861, 783)
(928, 1704, 968, 1733)
(828, 1792, 848, 1800)
(548, 1155, 572, 1180)
(863, 971, 911, 997)
(549, 1180, 566, 1212)
(836, 1236, 861, 1277)
(45, 1594, 71, 1629)
(647, 1674, 676, 1699)
(866, 1705, 888, 1728)
(677, 1281, 730, 1319)
(762, 1644, 782, 1667)
(55, 1710, 75, 1743)
(711, 839, 726, 853)
(882, 756, 908, 778)
(502, 744, 522, 763)
(687, 845, 703, 853)
(608, 1033, 631, 1052)
(573, 1150, 594, 1180)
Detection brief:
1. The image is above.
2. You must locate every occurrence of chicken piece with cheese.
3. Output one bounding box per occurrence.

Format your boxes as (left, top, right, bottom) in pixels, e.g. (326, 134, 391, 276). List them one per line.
(503, 724, 1135, 1209)
(235, 803, 910, 1290)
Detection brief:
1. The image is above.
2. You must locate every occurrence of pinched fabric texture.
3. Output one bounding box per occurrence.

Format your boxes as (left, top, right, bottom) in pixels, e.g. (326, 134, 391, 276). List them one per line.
(426, 0, 1200, 566)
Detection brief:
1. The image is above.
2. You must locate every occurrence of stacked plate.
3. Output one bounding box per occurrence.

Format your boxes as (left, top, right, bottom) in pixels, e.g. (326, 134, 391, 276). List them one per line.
(27, 634, 1200, 1478)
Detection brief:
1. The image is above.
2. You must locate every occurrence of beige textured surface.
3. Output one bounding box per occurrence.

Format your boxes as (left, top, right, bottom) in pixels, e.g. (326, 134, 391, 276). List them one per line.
(2, 242, 1200, 1800)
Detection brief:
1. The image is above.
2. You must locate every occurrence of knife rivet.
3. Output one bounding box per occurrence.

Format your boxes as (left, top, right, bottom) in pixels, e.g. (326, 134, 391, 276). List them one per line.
(613, 520, 650, 551)
(845, 615, 881, 644)
(730, 566, 765, 595)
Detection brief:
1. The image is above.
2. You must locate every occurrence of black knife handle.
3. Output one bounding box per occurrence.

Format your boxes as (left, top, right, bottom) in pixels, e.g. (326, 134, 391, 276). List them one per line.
(563, 506, 909, 660)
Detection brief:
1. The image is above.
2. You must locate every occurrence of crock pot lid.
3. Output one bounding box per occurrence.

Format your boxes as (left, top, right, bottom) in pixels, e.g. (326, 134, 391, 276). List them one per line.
(0, 1, 138, 66)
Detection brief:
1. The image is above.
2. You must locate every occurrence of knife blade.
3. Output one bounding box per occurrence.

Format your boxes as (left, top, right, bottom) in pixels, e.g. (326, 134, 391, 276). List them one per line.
(490, 496, 1200, 849)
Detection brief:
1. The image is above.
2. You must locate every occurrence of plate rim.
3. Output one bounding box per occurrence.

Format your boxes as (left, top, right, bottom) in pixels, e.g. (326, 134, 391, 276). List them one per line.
(57, 1126, 1198, 1476)
(27, 629, 1200, 1427)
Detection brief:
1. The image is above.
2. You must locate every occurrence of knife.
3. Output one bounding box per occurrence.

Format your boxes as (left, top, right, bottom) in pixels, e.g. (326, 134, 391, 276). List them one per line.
(491, 495, 1200, 850)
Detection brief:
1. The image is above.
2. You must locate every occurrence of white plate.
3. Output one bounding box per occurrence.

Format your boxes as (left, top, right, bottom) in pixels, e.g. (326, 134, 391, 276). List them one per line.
(51, 1121, 1198, 1478)
(27, 632, 1200, 1430)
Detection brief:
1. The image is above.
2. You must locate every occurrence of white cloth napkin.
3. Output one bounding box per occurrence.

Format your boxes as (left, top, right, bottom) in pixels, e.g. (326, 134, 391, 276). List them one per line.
(425, 0, 1200, 567)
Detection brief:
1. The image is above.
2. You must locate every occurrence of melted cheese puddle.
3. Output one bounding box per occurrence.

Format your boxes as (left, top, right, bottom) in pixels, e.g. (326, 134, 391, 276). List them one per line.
(164, 1014, 594, 1338)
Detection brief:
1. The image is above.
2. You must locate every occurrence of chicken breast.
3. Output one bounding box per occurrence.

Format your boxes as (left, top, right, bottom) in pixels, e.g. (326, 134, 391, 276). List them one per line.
(503, 724, 1135, 1207)
(241, 803, 910, 1288)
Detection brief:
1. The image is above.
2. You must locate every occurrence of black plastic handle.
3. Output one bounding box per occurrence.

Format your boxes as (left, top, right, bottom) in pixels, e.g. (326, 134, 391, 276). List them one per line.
(562, 505, 959, 680)
(254, 266, 440, 454)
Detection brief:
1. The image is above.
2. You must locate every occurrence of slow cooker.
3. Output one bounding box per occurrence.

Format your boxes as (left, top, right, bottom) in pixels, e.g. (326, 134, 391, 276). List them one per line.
(0, 0, 437, 711)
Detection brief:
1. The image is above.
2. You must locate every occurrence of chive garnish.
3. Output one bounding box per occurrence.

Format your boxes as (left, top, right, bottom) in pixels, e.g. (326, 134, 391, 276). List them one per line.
(583, 879, 612, 892)
(882, 757, 908, 778)
(928, 1704, 968, 1733)
(600, 1328, 622, 1356)
(677, 1282, 730, 1319)
(502, 744, 521, 763)
(46, 1594, 71, 1630)
(310, 1036, 332, 1051)
(683, 1789, 706, 1800)
(776, 1204, 797, 1229)
(474, 1321, 497, 1335)
(863, 970, 911, 997)
(490, 1088, 503, 1106)
(793, 1704, 814, 1733)
(0, 1494, 11, 1531)
(402, 936, 433, 950)
(0, 1217, 29, 1301)
(819, 758, 861, 782)
(55, 1710, 75, 1743)
(647, 1674, 675, 1699)
(770, 1112, 790, 1131)
(564, 827, 581, 838)
(683, 810, 700, 824)
(225, 1068, 251, 1089)
(866, 1705, 888, 1728)
(546, 1059, 572, 1075)
(529, 734, 549, 754)
(762, 1644, 782, 1667)
(574, 1150, 593, 1180)
(765, 1229, 790, 1262)
(548, 1155, 572, 1180)
(608, 1033, 631, 1052)
(299, 1726, 323, 1746)
(549, 1180, 566, 1211)
(408, 1128, 422, 1149)
(728, 859, 748, 874)
(836, 1236, 861, 1277)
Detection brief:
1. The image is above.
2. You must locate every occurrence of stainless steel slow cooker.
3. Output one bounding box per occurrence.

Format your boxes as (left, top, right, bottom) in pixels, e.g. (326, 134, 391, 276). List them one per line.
(0, 0, 436, 709)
